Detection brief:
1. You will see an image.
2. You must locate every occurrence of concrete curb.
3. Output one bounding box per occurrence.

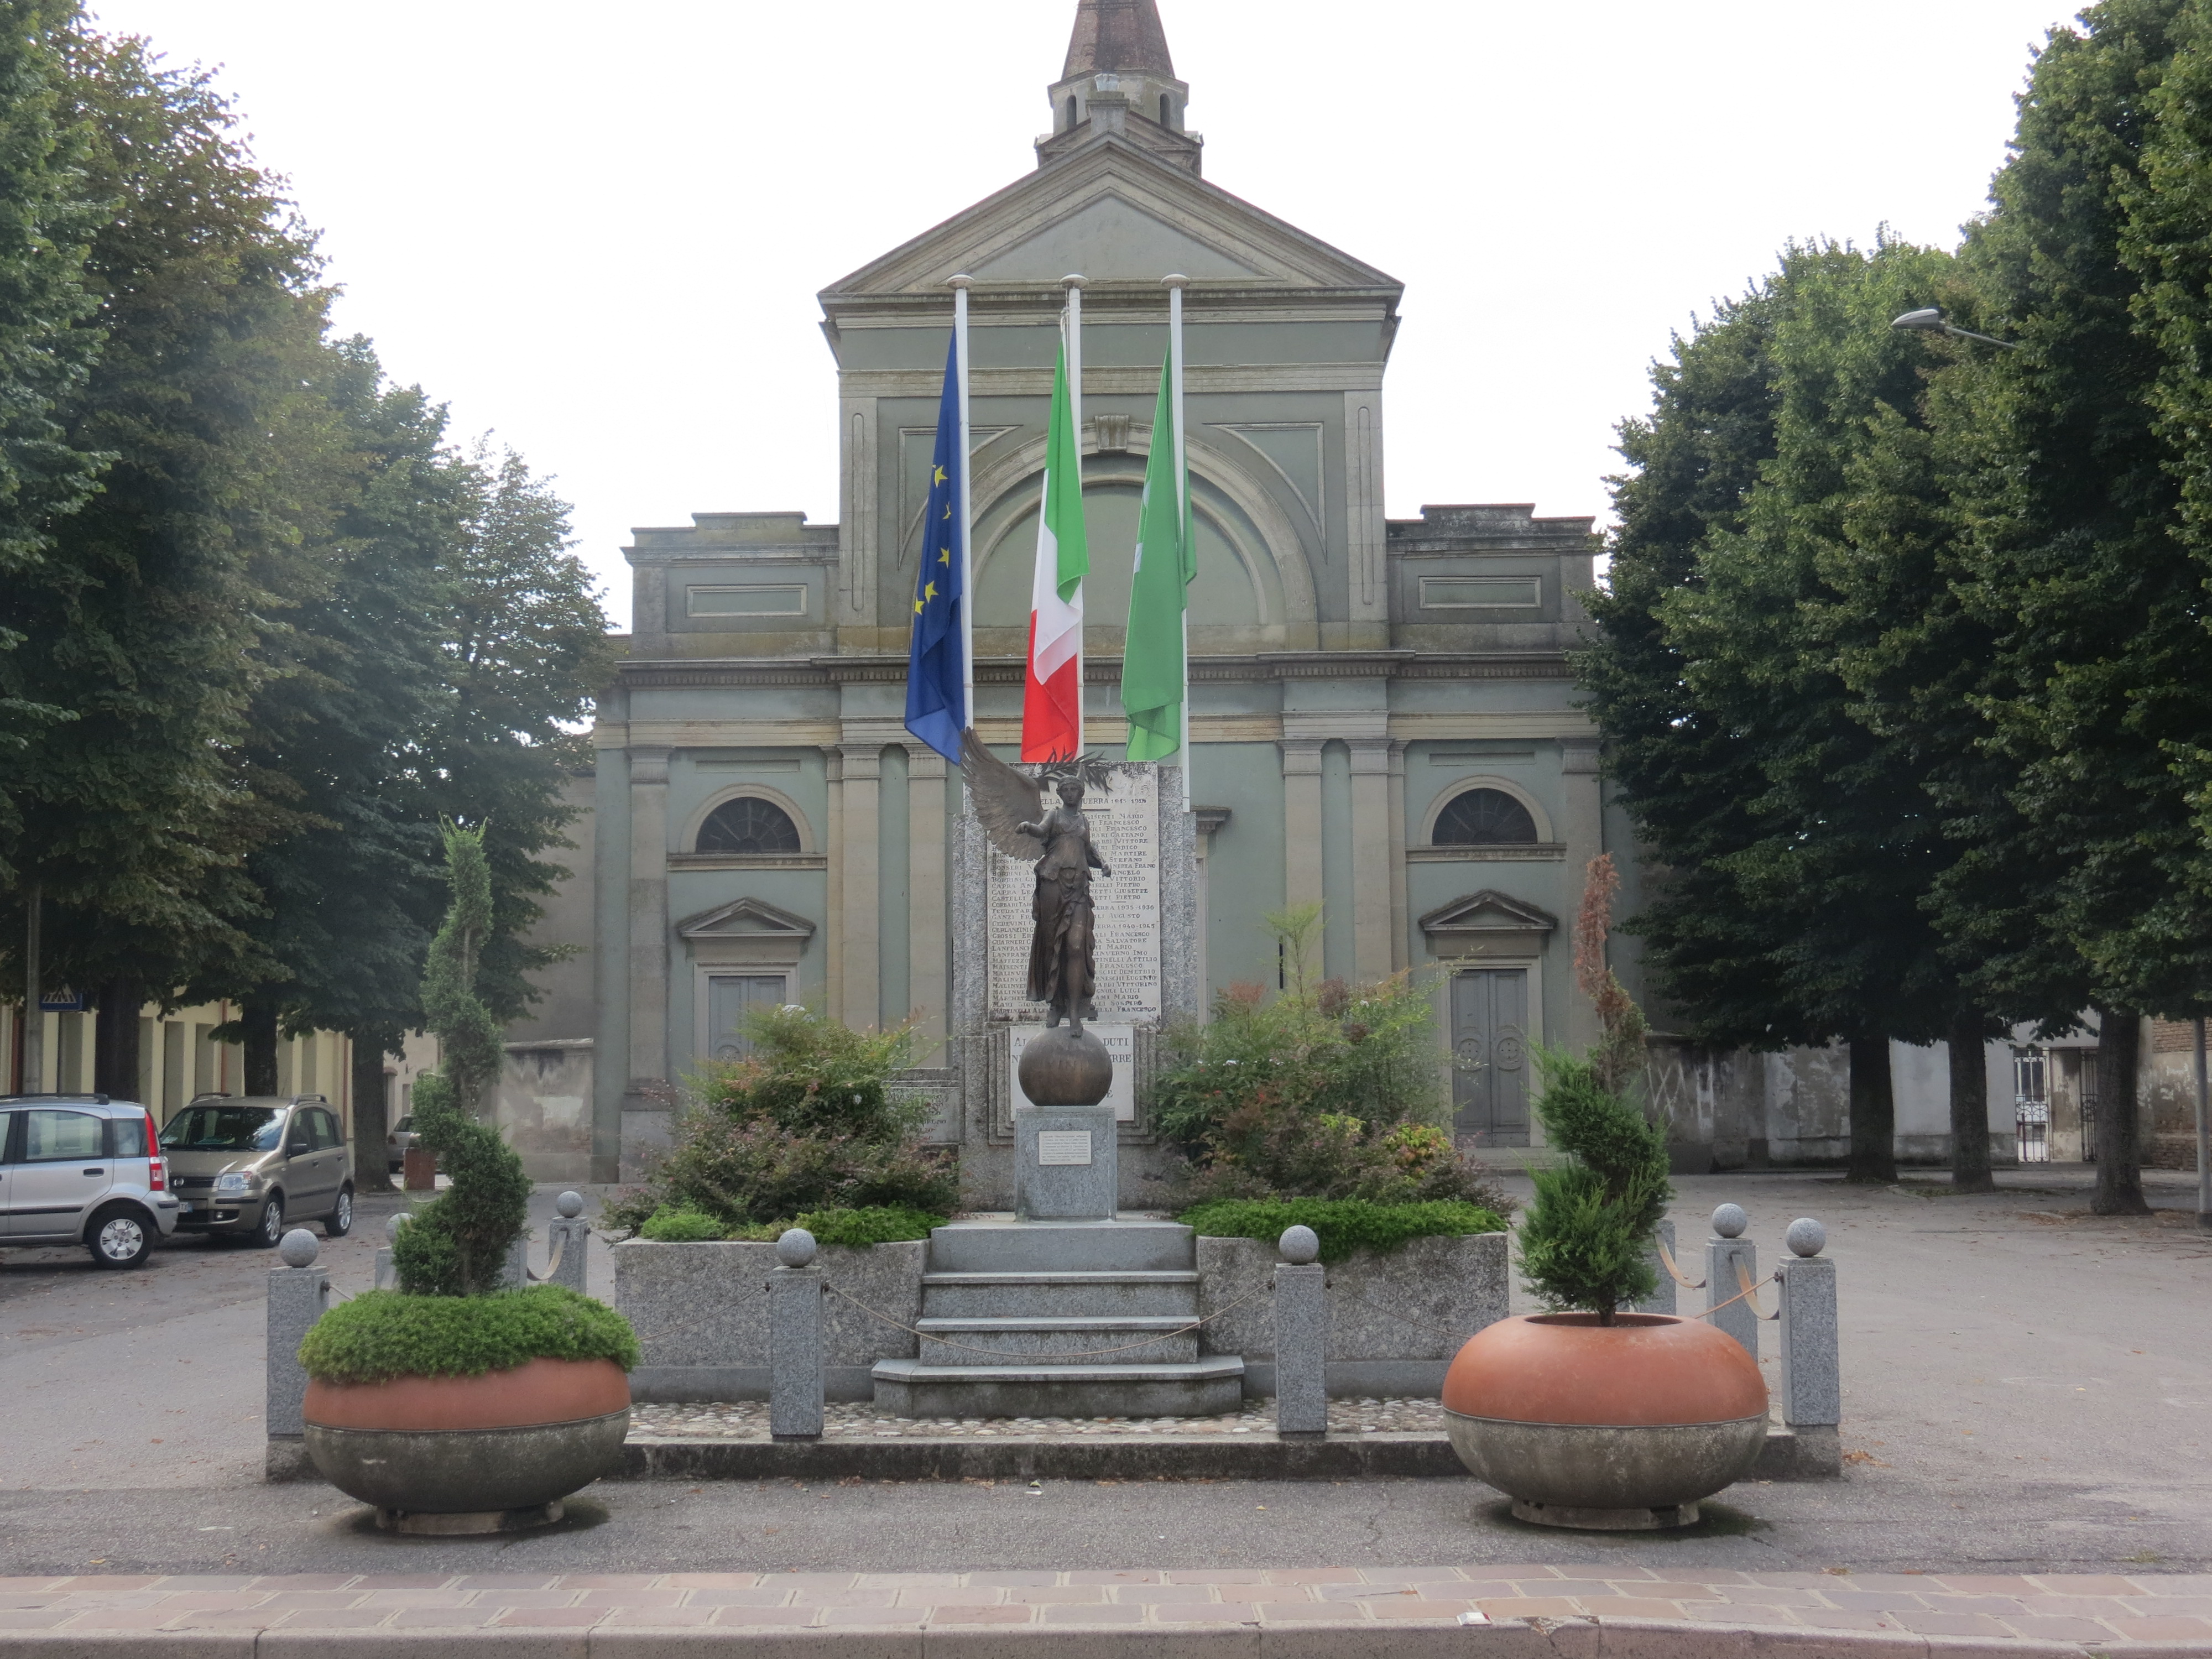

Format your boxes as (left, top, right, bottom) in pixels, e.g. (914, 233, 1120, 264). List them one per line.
(619, 1432, 1466, 1481)
(615, 1425, 1839, 1483)
(0, 1622, 2191, 1655)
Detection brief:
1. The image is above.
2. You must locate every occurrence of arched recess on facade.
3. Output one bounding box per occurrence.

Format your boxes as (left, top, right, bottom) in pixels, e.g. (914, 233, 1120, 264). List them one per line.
(678, 781, 817, 856)
(963, 422, 1320, 653)
(1419, 775, 1555, 845)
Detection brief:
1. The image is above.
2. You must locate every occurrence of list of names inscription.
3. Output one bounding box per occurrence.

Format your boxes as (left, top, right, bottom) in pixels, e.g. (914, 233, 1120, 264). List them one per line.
(986, 763, 1162, 1022)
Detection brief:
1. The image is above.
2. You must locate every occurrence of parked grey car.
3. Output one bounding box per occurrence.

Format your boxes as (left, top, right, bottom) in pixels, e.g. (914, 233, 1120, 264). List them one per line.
(158, 1095, 354, 1247)
(0, 1094, 181, 1267)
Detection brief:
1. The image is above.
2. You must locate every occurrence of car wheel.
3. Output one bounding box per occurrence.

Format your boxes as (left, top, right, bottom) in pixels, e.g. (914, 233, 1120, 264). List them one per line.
(88, 1206, 153, 1270)
(326, 1186, 353, 1239)
(251, 1193, 285, 1249)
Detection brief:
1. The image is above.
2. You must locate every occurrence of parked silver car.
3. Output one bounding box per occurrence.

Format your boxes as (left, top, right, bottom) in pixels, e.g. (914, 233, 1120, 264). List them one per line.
(0, 1094, 181, 1267)
(159, 1094, 354, 1246)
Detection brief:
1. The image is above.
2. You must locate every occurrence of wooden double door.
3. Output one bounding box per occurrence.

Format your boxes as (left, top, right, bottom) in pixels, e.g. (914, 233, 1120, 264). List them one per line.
(1451, 968, 1530, 1147)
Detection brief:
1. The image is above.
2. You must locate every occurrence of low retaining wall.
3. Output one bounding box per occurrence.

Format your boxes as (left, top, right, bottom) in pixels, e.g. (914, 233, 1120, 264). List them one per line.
(615, 1239, 925, 1402)
(1196, 1230, 1509, 1398)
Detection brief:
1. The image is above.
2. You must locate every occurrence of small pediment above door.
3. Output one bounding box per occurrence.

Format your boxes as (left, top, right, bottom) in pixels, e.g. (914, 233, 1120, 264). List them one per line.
(1419, 890, 1559, 947)
(676, 896, 817, 941)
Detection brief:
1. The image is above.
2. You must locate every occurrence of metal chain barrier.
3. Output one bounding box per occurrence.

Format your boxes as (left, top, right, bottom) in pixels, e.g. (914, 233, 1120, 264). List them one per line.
(1655, 1237, 1707, 1290)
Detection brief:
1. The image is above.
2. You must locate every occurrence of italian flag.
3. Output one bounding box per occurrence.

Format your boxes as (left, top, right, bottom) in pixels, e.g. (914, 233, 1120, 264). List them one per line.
(1021, 339, 1087, 761)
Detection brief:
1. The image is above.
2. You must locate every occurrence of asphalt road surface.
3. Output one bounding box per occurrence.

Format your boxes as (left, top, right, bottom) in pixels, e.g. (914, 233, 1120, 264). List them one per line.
(1, 1169, 2205, 1578)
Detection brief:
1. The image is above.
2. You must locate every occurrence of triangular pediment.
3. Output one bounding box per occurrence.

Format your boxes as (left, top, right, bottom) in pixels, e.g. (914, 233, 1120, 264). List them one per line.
(822, 137, 1398, 300)
(676, 896, 817, 941)
(1418, 891, 1559, 938)
(973, 194, 1261, 282)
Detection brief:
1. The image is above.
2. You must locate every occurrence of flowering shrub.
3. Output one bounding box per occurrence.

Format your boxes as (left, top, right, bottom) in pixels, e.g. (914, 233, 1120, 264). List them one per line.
(603, 1008, 958, 1234)
(1150, 973, 1509, 1211)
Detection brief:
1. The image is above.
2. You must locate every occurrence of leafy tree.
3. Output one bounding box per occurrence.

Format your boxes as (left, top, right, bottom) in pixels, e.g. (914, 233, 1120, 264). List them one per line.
(0, 0, 106, 866)
(1517, 1051, 1672, 1322)
(1582, 242, 1981, 1183)
(2, 25, 336, 1084)
(1921, 0, 2212, 1213)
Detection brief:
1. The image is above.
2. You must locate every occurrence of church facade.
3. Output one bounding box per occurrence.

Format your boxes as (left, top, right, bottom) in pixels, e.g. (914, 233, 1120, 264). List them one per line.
(585, 0, 1627, 1184)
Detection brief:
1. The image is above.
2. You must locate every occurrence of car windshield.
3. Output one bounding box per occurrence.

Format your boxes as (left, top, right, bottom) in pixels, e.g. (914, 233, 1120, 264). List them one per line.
(159, 1105, 283, 1152)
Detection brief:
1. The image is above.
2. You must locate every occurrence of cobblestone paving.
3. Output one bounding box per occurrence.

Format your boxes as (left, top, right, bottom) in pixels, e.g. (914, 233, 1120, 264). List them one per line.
(628, 1397, 1449, 1440)
(3, 1567, 2210, 1642)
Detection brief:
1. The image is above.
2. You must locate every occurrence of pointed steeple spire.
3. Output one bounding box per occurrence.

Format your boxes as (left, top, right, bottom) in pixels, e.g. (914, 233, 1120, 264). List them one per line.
(1063, 0, 1175, 81)
(1041, 0, 1201, 175)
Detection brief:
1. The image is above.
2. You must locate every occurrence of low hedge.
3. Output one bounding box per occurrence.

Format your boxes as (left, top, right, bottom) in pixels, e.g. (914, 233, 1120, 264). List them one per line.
(1177, 1198, 1506, 1262)
(298, 1285, 641, 1384)
(635, 1204, 945, 1246)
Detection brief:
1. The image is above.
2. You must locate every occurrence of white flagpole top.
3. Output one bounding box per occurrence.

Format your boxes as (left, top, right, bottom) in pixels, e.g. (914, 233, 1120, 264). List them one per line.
(1162, 273, 1188, 288)
(1061, 273, 1088, 290)
(948, 273, 973, 289)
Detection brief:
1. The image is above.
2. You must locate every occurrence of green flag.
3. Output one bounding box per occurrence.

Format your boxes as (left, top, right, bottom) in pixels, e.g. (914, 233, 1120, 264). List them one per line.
(1123, 353, 1191, 761)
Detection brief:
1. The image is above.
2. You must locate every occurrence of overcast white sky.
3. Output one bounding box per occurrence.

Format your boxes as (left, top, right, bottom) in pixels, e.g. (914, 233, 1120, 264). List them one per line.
(94, 0, 2080, 633)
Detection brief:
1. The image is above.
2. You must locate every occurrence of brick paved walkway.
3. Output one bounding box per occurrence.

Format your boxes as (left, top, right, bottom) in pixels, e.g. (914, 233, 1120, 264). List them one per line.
(2, 1566, 2210, 1648)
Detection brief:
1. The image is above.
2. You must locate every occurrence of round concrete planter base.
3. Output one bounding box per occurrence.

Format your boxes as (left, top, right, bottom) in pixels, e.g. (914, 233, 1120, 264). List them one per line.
(375, 1501, 565, 1536)
(1509, 1497, 1701, 1531)
(305, 1410, 630, 1516)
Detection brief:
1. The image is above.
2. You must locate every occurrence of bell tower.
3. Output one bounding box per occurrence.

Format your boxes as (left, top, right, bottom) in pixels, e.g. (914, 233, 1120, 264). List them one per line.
(1039, 0, 1202, 175)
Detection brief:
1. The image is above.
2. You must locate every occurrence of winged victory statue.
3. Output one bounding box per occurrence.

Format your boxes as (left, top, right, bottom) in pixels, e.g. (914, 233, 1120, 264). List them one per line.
(961, 731, 1114, 1034)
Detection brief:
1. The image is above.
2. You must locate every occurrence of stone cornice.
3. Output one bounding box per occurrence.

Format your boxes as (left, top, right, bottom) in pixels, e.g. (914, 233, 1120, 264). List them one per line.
(612, 650, 1577, 690)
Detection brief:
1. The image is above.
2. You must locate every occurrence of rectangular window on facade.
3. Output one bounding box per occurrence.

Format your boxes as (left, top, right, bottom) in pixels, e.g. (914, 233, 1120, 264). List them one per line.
(55, 1013, 82, 1093)
(192, 1025, 215, 1097)
(686, 585, 808, 618)
(162, 1022, 185, 1116)
(1418, 575, 1541, 610)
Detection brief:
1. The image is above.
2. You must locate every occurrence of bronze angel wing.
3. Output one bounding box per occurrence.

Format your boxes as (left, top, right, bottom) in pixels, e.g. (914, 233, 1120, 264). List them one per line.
(961, 728, 1045, 862)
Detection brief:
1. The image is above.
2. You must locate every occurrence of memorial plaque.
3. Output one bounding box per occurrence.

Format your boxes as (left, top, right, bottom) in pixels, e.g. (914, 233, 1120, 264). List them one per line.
(1034, 1130, 1094, 1167)
(986, 764, 1161, 1022)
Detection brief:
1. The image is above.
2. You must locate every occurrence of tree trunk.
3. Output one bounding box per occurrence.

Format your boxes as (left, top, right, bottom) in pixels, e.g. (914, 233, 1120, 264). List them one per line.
(1847, 1034, 1897, 1183)
(1948, 1010, 1995, 1193)
(92, 978, 142, 1100)
(350, 1035, 397, 1193)
(242, 1000, 279, 1095)
(2091, 1005, 2150, 1215)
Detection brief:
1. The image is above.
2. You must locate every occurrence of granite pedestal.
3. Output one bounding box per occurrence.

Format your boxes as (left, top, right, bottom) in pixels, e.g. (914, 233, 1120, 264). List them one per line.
(1014, 1104, 1118, 1222)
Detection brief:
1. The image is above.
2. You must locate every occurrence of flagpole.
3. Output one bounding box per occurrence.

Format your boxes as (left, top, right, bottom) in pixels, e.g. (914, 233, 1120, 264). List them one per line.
(1165, 273, 1191, 813)
(1061, 273, 1086, 756)
(950, 274, 974, 738)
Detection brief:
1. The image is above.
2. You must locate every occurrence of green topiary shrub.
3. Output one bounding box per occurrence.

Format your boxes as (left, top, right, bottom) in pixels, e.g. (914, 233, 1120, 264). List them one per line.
(1178, 1198, 1506, 1262)
(299, 1285, 640, 1384)
(638, 1206, 728, 1242)
(1515, 863, 1673, 1324)
(602, 1006, 957, 1235)
(784, 1205, 945, 1246)
(391, 823, 533, 1296)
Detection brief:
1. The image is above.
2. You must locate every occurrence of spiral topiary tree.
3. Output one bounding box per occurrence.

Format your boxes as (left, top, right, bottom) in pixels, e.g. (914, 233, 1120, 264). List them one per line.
(392, 822, 531, 1296)
(1515, 858, 1672, 1324)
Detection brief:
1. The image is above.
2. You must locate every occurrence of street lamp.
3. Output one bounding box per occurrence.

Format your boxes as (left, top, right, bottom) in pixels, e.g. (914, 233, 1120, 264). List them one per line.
(1891, 307, 2020, 349)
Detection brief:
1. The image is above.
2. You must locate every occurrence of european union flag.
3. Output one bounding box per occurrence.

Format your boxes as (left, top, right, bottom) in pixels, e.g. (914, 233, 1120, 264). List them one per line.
(904, 331, 966, 763)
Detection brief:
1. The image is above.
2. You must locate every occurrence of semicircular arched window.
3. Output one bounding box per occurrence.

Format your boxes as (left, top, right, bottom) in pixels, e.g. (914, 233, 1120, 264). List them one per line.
(696, 797, 801, 855)
(1433, 787, 1538, 846)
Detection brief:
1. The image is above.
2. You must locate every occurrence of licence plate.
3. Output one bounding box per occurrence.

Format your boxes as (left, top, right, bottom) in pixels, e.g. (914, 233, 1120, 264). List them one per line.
(176, 1202, 195, 1213)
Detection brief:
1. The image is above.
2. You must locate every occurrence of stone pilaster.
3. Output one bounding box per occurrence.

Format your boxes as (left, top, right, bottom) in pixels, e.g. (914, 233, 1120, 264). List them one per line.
(1342, 390, 1389, 651)
(824, 747, 844, 1022)
(1280, 738, 1325, 918)
(1349, 738, 1394, 984)
(838, 744, 883, 1027)
(907, 748, 949, 1053)
(1386, 740, 1410, 973)
(625, 745, 672, 1095)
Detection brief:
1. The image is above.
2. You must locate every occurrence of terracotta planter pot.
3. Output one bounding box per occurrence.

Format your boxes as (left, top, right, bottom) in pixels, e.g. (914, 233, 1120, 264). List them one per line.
(304, 1357, 630, 1532)
(1441, 1313, 1767, 1530)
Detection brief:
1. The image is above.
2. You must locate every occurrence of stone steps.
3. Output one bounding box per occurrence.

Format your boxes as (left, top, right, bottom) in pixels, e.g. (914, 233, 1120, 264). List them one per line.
(915, 1316, 1199, 1366)
(869, 1358, 1246, 1419)
(917, 1271, 1201, 1319)
(869, 1219, 1245, 1417)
